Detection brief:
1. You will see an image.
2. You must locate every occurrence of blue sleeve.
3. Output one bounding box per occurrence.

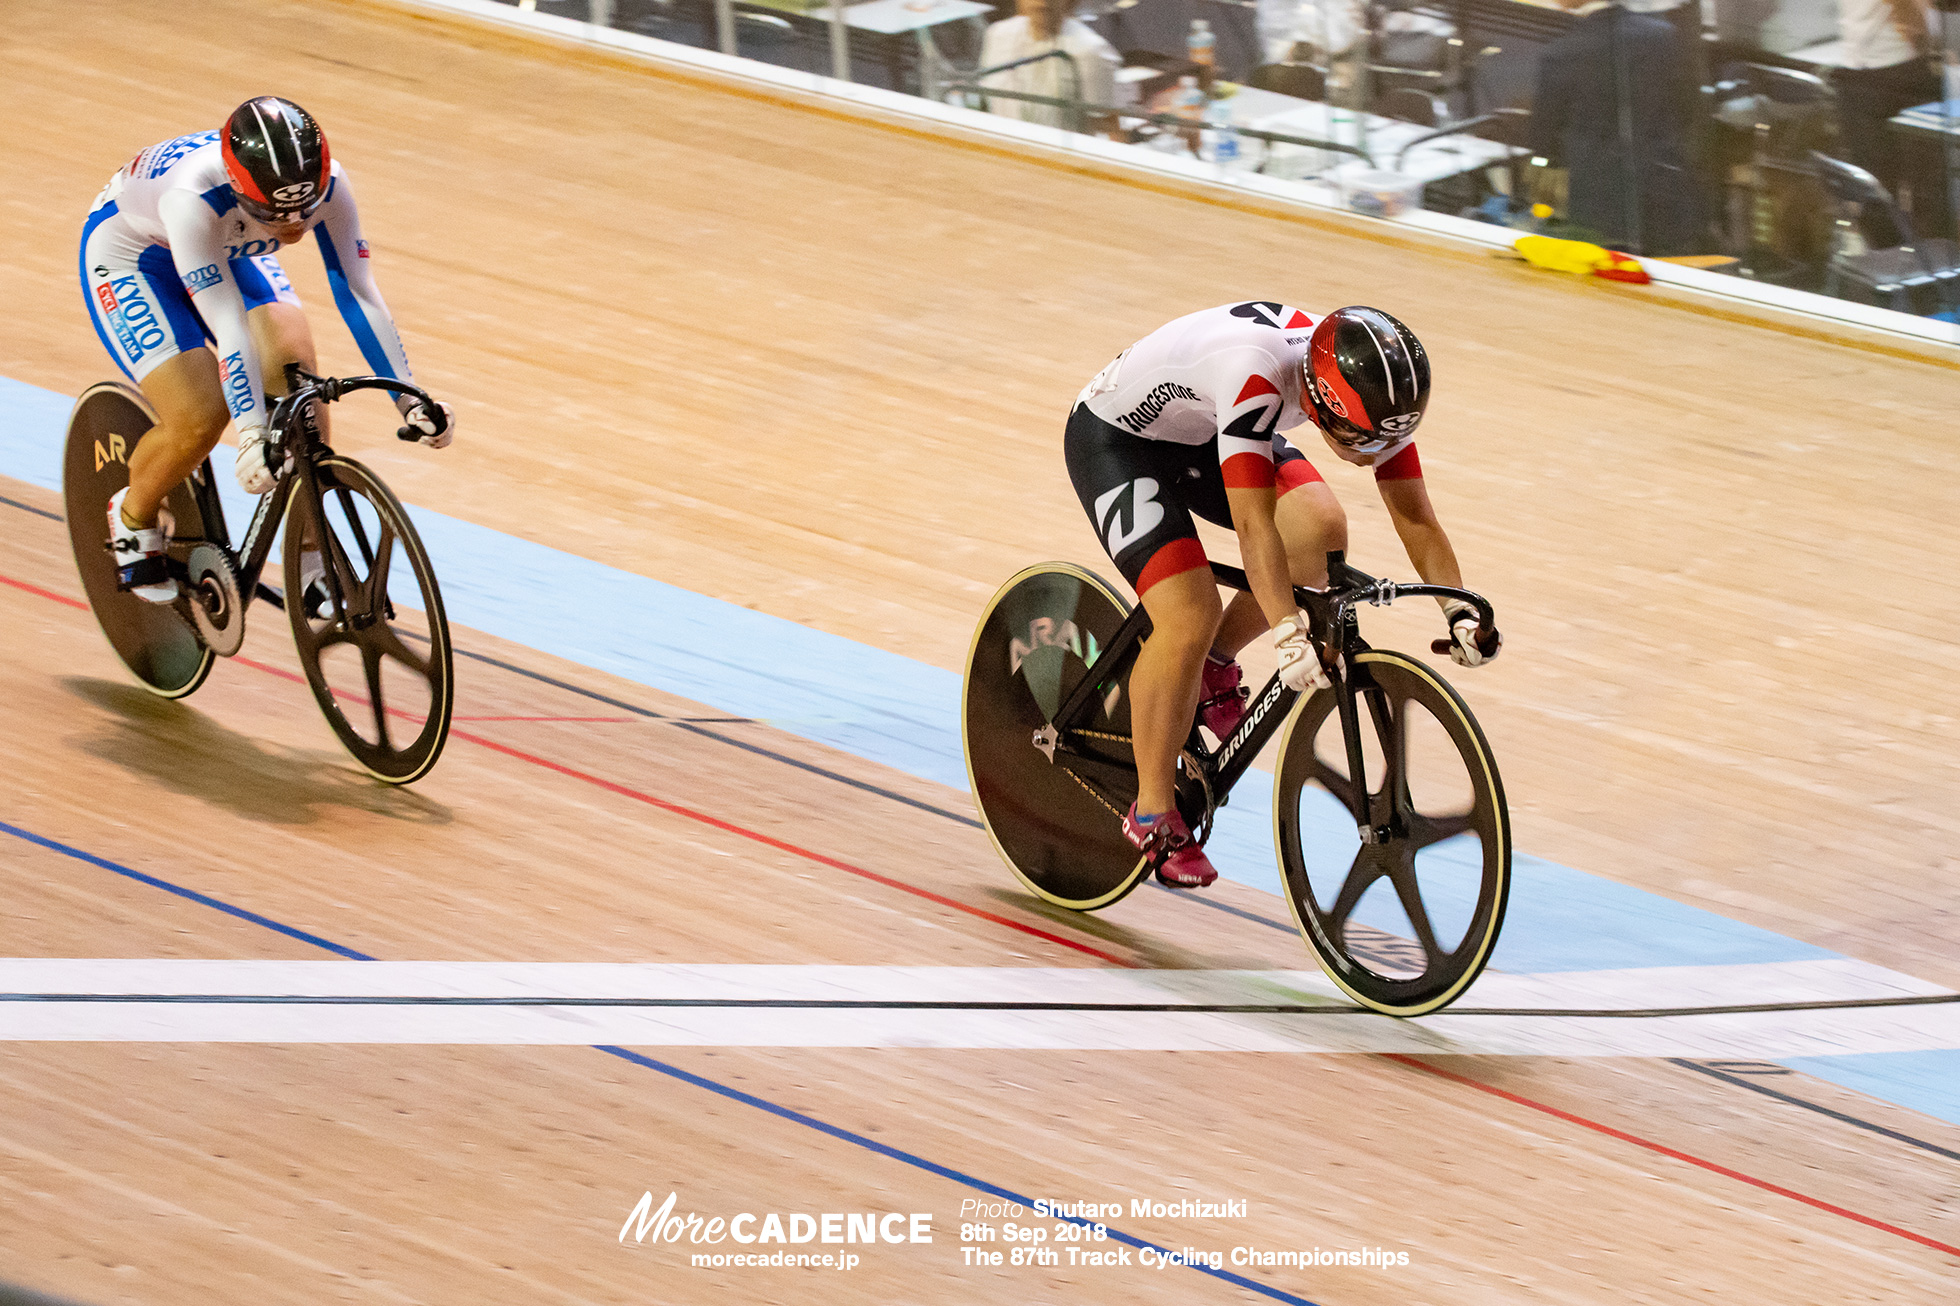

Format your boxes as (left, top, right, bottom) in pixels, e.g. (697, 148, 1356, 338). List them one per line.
(310, 171, 413, 381)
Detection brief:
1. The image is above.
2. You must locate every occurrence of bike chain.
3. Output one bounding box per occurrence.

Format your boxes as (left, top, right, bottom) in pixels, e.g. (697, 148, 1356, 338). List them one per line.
(1058, 761, 1124, 820)
(1057, 728, 1135, 818)
(1073, 729, 1132, 747)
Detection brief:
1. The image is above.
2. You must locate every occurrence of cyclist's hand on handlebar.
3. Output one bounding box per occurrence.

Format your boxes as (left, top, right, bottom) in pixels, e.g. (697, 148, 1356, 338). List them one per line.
(234, 427, 280, 495)
(1439, 599, 1501, 667)
(1272, 613, 1331, 694)
(396, 395, 455, 448)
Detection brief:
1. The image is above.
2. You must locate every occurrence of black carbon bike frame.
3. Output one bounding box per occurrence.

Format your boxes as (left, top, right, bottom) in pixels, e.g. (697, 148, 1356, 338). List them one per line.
(1040, 551, 1497, 836)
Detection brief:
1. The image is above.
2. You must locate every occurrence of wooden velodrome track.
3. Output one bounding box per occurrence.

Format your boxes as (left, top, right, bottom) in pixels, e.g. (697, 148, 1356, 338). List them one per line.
(2, 0, 1957, 1301)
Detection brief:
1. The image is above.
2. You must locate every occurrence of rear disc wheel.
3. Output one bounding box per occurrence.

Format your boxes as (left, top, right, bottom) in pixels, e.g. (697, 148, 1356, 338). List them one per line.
(61, 381, 215, 698)
(962, 563, 1150, 910)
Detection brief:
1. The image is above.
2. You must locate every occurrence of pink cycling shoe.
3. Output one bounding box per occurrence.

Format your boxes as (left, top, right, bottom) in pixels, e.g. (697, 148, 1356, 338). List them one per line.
(1199, 653, 1248, 740)
(1122, 803, 1218, 888)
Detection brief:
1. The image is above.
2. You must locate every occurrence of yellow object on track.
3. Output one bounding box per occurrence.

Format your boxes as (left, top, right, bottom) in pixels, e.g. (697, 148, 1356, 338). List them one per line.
(1513, 234, 1652, 284)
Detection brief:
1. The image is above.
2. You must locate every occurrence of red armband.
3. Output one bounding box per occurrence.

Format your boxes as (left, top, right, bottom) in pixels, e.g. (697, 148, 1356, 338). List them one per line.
(1373, 444, 1422, 481)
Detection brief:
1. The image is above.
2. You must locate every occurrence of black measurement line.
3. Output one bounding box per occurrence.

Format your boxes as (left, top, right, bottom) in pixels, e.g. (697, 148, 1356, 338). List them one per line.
(0, 493, 62, 523)
(7, 992, 1954, 1018)
(400, 632, 988, 830)
(1669, 1058, 1960, 1163)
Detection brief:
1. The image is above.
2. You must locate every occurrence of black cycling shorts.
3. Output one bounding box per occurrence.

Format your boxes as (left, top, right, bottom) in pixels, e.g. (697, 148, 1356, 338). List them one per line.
(1064, 403, 1233, 595)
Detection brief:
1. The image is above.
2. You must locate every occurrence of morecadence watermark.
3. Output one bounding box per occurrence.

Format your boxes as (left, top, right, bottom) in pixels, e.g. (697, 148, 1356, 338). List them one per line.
(620, 1191, 927, 1271)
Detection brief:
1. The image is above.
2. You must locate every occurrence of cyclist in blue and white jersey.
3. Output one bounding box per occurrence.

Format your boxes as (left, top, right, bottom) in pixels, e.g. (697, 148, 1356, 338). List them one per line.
(81, 96, 454, 602)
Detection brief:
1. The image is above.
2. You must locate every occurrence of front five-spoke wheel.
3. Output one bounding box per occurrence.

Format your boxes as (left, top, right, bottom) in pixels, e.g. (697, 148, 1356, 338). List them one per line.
(284, 456, 453, 784)
(1273, 649, 1510, 1016)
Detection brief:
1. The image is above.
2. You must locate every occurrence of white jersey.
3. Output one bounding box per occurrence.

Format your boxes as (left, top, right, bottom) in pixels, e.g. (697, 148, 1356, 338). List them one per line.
(1079, 302, 1413, 483)
(1079, 302, 1318, 490)
(84, 132, 412, 429)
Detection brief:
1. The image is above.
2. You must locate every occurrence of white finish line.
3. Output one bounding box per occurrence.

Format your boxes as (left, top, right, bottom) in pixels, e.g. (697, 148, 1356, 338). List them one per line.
(1, 959, 1953, 1058)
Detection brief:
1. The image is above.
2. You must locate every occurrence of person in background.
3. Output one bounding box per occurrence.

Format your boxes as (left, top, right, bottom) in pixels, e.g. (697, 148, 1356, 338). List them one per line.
(979, 0, 1124, 136)
(1257, 0, 1363, 68)
(1528, 0, 1704, 253)
(1832, 0, 1949, 241)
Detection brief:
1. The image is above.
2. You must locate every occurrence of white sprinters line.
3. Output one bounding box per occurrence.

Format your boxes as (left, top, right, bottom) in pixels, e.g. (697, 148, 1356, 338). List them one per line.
(0, 959, 1952, 1057)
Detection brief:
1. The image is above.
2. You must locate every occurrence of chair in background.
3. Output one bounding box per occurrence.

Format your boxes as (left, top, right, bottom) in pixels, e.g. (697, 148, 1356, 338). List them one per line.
(1365, 0, 1504, 124)
(1379, 84, 1446, 127)
(1394, 104, 1530, 195)
(1247, 60, 1327, 101)
(1712, 63, 1835, 280)
(1813, 151, 1960, 316)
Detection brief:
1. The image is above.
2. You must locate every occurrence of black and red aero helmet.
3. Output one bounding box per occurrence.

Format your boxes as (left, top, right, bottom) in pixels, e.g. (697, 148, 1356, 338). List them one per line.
(223, 97, 332, 225)
(1303, 306, 1430, 453)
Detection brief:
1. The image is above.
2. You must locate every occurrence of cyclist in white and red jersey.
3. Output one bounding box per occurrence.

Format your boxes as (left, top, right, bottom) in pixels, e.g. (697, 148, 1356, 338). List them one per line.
(81, 96, 453, 603)
(1067, 301, 1500, 887)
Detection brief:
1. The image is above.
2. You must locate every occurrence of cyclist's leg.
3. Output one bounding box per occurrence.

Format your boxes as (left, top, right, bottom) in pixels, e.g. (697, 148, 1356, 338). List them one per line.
(124, 297, 316, 531)
(123, 348, 229, 527)
(236, 259, 331, 569)
(81, 233, 228, 528)
(1130, 567, 1221, 813)
(1212, 442, 1348, 658)
(1064, 404, 1217, 817)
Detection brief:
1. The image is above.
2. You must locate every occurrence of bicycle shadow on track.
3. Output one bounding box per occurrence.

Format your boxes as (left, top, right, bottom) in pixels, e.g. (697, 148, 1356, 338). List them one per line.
(60, 677, 453, 829)
(976, 884, 1279, 972)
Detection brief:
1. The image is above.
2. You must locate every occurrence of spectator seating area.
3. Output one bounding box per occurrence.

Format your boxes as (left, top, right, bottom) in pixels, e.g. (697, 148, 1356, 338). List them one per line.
(500, 0, 1960, 319)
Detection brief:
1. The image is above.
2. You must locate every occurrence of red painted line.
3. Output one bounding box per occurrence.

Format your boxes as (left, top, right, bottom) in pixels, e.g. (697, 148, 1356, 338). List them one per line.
(448, 726, 1138, 969)
(0, 572, 88, 611)
(223, 657, 1133, 967)
(1381, 1053, 1960, 1259)
(235, 654, 304, 684)
(451, 714, 637, 723)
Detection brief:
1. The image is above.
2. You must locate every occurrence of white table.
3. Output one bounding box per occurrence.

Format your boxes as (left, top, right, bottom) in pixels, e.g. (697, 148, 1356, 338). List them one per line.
(807, 0, 992, 34)
(801, 0, 991, 94)
(1222, 85, 1515, 186)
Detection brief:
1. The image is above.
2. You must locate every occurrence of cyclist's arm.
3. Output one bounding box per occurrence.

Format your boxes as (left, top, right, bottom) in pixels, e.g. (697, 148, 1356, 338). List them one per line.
(1227, 485, 1298, 630)
(310, 169, 414, 383)
(158, 190, 268, 431)
(1214, 350, 1297, 631)
(1375, 455, 1465, 613)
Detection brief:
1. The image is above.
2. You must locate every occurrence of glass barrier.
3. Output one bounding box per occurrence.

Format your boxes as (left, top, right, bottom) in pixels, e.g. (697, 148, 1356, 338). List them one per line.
(491, 0, 1960, 324)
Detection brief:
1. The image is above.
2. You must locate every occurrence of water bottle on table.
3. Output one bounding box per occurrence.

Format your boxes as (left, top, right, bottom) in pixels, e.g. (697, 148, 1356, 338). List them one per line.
(1171, 74, 1206, 155)
(1204, 98, 1242, 168)
(1186, 18, 1216, 92)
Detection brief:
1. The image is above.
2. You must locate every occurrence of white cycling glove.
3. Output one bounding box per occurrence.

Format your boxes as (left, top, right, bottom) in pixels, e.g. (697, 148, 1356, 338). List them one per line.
(234, 428, 278, 495)
(396, 395, 455, 448)
(1444, 599, 1502, 667)
(1271, 613, 1331, 694)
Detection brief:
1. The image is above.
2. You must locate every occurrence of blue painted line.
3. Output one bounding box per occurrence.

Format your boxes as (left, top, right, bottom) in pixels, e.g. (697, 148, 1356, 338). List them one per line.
(0, 816, 1315, 1303)
(0, 819, 375, 960)
(0, 372, 1850, 979)
(1778, 1051, 1960, 1129)
(599, 1046, 1324, 1302)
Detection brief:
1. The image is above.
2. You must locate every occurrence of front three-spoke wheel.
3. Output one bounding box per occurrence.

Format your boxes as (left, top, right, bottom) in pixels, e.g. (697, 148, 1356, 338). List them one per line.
(1274, 649, 1510, 1016)
(284, 456, 453, 784)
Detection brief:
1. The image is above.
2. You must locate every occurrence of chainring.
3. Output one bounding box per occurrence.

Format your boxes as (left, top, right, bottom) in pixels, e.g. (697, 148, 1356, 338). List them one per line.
(184, 542, 245, 657)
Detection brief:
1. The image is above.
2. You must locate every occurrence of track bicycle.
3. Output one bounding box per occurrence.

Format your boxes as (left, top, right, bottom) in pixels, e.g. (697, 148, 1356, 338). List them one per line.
(63, 365, 454, 784)
(962, 553, 1509, 1016)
